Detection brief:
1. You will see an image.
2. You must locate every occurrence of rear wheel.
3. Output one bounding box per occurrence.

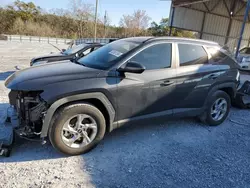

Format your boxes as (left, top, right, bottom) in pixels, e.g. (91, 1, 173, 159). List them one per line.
(49, 103, 106, 155)
(199, 90, 230, 126)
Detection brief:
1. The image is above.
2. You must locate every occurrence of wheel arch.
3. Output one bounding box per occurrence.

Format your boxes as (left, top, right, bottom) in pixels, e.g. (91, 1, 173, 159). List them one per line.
(219, 87, 235, 102)
(41, 92, 116, 138)
(204, 82, 237, 109)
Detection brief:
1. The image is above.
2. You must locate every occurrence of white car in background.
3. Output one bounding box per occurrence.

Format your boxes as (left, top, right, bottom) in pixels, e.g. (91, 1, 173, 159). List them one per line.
(238, 47, 250, 71)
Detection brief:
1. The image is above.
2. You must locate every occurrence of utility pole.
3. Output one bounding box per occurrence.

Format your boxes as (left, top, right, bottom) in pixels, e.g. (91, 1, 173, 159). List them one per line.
(104, 10, 107, 38)
(94, 0, 98, 42)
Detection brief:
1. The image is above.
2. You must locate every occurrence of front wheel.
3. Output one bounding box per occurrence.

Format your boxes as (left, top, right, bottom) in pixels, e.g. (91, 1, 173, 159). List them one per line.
(49, 103, 106, 155)
(199, 90, 231, 126)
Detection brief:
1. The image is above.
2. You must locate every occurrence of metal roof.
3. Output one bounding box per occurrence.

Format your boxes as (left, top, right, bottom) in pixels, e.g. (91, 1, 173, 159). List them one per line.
(172, 0, 248, 21)
(172, 0, 210, 7)
(173, 0, 247, 8)
(169, 0, 250, 50)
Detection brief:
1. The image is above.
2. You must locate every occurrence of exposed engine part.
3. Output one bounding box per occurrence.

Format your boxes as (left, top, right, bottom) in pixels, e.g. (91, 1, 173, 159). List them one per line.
(238, 80, 250, 95)
(8, 90, 18, 107)
(15, 127, 45, 142)
(9, 90, 48, 139)
(234, 81, 250, 109)
(29, 102, 47, 122)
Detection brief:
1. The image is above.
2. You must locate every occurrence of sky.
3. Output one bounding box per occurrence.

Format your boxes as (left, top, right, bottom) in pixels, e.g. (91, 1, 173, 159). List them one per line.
(0, 0, 171, 26)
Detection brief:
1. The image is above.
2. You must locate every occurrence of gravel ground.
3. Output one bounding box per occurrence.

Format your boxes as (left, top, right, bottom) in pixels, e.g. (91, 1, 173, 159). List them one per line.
(0, 42, 250, 188)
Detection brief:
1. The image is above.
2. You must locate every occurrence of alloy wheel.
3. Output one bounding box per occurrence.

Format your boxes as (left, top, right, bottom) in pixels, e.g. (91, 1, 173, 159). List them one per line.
(61, 114, 98, 148)
(210, 98, 228, 121)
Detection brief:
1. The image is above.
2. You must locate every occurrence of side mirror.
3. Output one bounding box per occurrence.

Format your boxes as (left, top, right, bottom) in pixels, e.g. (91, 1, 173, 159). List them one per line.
(71, 53, 79, 62)
(118, 61, 145, 74)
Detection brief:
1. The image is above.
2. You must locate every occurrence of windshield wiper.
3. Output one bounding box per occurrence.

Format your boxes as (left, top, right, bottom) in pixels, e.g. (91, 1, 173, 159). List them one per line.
(72, 59, 86, 66)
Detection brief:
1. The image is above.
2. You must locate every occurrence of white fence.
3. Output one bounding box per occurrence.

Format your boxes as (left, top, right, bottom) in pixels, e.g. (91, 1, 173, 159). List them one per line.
(4, 35, 117, 45)
(5, 35, 72, 44)
(75, 38, 117, 45)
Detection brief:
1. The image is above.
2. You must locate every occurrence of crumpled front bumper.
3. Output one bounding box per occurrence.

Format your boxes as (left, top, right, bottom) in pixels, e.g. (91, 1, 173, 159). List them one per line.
(0, 106, 18, 157)
(7, 106, 19, 129)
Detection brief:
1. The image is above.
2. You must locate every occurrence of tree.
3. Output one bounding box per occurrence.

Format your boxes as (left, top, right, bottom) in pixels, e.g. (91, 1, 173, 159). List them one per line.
(148, 18, 170, 36)
(69, 0, 95, 38)
(148, 17, 195, 38)
(0, 1, 195, 40)
(12, 0, 41, 21)
(119, 10, 151, 37)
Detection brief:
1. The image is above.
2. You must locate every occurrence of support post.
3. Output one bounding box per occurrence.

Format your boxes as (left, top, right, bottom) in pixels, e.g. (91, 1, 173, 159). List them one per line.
(200, 12, 206, 39)
(169, 5, 175, 36)
(225, 0, 237, 45)
(225, 18, 232, 44)
(235, 0, 250, 58)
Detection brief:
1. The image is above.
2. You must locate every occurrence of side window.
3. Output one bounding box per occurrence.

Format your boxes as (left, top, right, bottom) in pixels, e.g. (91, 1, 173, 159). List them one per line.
(129, 43, 172, 70)
(82, 48, 91, 56)
(178, 44, 208, 66)
(206, 47, 227, 63)
(94, 47, 100, 51)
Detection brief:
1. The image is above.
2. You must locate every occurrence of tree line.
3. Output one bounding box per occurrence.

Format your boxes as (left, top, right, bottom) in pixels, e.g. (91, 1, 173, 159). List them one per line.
(0, 0, 195, 39)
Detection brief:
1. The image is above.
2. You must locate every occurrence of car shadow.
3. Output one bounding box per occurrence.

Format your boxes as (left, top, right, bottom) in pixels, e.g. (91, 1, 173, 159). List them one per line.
(79, 118, 217, 187)
(0, 71, 15, 81)
(0, 111, 209, 163)
(2, 107, 249, 188)
(79, 110, 250, 188)
(0, 66, 21, 81)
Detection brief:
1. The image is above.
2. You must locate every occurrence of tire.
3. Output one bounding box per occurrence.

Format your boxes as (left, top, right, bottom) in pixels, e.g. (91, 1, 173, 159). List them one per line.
(49, 102, 106, 155)
(199, 90, 231, 126)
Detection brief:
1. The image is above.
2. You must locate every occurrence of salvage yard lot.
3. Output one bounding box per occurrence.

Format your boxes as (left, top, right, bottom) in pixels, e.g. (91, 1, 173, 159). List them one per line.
(0, 42, 250, 188)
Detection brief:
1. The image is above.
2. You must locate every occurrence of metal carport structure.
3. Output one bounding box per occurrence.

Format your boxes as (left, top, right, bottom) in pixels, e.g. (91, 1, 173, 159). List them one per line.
(169, 0, 250, 57)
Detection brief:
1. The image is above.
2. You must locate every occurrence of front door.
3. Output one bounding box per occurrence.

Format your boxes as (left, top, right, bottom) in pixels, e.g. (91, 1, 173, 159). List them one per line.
(116, 42, 178, 122)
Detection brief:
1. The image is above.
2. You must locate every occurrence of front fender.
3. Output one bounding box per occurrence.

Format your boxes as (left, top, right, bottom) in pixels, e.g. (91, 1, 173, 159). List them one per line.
(40, 92, 116, 138)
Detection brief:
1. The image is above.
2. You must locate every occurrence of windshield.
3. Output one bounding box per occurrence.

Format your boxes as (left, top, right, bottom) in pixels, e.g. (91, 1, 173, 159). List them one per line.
(77, 39, 141, 69)
(63, 44, 88, 55)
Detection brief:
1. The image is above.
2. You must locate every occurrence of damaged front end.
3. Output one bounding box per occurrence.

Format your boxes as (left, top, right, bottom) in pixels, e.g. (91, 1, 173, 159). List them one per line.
(9, 90, 48, 140)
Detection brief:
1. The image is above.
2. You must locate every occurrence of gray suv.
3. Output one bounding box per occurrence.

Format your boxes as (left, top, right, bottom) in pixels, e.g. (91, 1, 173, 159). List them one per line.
(5, 37, 240, 155)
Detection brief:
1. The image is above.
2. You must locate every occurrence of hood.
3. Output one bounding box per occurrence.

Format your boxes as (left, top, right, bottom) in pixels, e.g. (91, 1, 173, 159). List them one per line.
(32, 53, 64, 60)
(5, 61, 102, 90)
(31, 53, 68, 63)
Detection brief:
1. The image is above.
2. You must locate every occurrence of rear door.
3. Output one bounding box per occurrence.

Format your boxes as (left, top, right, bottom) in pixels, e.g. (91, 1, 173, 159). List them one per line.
(116, 42, 178, 122)
(173, 43, 211, 110)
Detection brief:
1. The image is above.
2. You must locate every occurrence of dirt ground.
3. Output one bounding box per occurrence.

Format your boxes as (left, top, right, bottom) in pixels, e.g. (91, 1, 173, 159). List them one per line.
(0, 42, 250, 188)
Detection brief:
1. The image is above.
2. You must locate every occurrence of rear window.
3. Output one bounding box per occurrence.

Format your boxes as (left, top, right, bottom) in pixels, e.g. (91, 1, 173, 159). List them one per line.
(178, 44, 208, 66)
(206, 47, 227, 63)
(206, 46, 240, 68)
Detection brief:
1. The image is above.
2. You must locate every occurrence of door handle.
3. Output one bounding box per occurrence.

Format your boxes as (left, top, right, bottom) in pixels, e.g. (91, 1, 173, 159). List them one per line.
(208, 74, 219, 80)
(160, 80, 174, 86)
